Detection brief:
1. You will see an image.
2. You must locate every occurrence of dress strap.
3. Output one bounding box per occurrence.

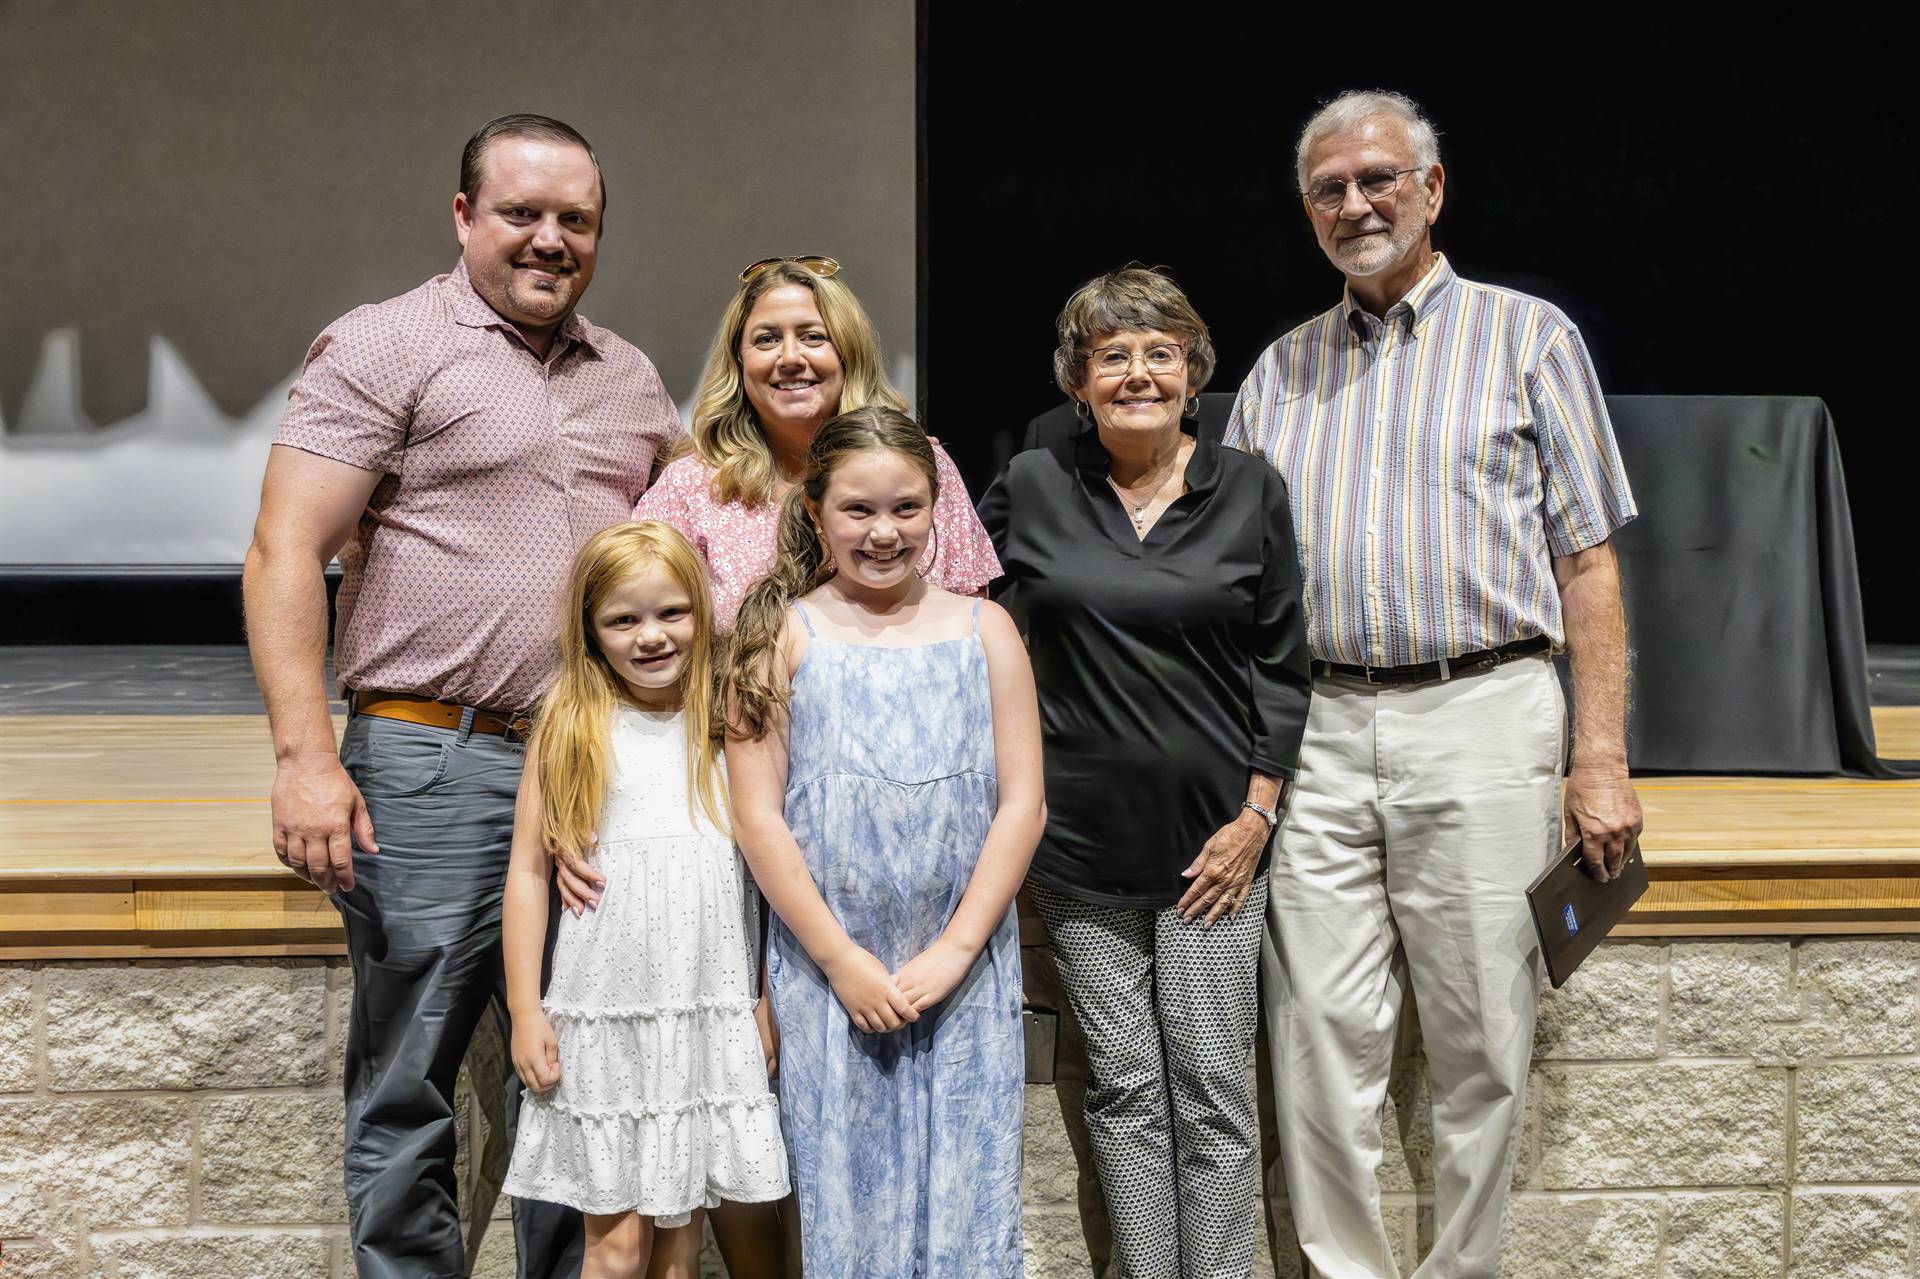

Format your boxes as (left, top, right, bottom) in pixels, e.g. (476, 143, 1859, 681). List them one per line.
(793, 602, 818, 637)
(970, 597, 983, 635)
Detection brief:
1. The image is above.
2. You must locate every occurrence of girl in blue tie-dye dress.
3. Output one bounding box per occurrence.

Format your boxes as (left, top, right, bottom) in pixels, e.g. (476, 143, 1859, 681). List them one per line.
(722, 406, 1045, 1278)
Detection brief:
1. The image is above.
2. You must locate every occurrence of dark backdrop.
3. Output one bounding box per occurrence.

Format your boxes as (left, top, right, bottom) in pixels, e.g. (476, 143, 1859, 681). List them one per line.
(919, 9, 1920, 643)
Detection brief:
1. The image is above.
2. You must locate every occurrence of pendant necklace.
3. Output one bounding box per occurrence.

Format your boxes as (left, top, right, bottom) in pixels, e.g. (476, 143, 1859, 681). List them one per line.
(1108, 481, 1154, 529)
(1107, 442, 1188, 530)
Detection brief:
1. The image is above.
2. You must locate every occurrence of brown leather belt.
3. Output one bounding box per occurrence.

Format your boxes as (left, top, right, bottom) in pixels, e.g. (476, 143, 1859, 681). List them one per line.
(1312, 634, 1552, 687)
(350, 690, 533, 740)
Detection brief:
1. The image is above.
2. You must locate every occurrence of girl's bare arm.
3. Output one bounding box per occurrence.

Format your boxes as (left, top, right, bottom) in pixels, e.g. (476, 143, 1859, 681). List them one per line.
(502, 763, 561, 1088)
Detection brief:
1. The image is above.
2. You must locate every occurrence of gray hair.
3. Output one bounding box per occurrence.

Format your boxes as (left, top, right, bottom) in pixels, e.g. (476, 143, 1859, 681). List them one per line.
(1294, 90, 1441, 191)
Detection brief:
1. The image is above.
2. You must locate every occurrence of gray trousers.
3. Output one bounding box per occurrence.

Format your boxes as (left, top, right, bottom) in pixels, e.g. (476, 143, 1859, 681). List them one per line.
(1032, 875, 1270, 1279)
(335, 708, 583, 1279)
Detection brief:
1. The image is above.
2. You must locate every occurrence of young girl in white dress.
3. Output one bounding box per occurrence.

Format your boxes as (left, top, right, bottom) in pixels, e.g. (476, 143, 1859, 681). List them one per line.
(501, 521, 789, 1278)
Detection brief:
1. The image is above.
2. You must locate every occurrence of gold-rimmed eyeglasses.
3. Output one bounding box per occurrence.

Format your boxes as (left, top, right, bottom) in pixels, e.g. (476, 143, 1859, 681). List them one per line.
(738, 255, 841, 283)
(1085, 342, 1186, 379)
(1303, 168, 1421, 212)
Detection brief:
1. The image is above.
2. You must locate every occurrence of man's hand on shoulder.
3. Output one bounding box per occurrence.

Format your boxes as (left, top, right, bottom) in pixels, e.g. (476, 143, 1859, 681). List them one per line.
(272, 750, 377, 893)
(1563, 765, 1642, 883)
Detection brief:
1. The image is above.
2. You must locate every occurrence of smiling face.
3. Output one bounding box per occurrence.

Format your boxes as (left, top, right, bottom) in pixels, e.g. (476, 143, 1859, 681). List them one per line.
(1302, 114, 1442, 284)
(740, 285, 846, 440)
(453, 137, 602, 344)
(1075, 329, 1192, 445)
(590, 561, 698, 708)
(810, 447, 934, 594)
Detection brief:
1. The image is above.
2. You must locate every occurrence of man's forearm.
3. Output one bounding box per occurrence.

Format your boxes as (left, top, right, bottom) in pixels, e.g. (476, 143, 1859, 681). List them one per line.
(243, 543, 340, 761)
(1556, 544, 1630, 769)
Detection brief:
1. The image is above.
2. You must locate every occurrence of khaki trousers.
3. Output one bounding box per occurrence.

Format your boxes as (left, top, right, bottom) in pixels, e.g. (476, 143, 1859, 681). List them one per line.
(1263, 657, 1564, 1279)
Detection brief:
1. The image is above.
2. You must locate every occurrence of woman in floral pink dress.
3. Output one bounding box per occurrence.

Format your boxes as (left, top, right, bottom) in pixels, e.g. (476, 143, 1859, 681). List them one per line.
(634, 257, 999, 624)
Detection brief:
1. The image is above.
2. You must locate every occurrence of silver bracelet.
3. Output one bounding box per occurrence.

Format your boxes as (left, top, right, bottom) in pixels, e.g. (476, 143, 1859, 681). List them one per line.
(1241, 799, 1279, 829)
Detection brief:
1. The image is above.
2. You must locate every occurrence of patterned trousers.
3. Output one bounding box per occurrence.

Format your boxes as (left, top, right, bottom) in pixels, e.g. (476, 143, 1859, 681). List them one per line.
(1031, 874, 1269, 1279)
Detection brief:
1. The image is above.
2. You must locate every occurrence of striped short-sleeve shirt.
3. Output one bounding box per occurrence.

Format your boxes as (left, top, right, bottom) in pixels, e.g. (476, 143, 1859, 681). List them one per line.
(1225, 254, 1636, 668)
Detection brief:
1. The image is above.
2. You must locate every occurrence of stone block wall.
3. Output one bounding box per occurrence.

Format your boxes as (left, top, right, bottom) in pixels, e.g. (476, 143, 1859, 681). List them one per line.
(1026, 937, 1920, 1278)
(4, 939, 1918, 1277)
(1, 960, 351, 1278)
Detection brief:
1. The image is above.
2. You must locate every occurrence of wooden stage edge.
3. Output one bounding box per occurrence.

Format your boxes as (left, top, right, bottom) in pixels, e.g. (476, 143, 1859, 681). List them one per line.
(2, 711, 1917, 958)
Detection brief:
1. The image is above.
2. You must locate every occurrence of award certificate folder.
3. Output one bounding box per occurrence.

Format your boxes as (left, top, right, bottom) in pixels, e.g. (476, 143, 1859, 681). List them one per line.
(1526, 835, 1649, 989)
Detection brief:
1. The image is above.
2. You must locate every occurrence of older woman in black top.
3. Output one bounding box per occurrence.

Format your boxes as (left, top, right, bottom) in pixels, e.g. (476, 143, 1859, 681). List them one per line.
(978, 267, 1310, 1278)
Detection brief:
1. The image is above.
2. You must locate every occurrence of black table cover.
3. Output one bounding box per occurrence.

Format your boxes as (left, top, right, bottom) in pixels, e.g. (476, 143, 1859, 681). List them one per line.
(1606, 395, 1912, 776)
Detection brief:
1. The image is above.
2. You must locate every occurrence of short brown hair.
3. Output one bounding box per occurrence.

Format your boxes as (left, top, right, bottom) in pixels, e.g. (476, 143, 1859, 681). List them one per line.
(1053, 266, 1216, 398)
(459, 114, 606, 213)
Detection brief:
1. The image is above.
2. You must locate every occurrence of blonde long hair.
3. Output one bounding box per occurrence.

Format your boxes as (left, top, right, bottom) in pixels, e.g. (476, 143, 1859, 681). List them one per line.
(688, 262, 910, 508)
(534, 522, 728, 856)
(725, 406, 940, 740)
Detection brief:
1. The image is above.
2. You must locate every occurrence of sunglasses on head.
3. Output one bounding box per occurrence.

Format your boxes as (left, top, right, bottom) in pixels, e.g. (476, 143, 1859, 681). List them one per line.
(738, 255, 841, 284)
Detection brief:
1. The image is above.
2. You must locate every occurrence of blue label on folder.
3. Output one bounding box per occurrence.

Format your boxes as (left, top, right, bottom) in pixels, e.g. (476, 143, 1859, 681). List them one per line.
(1562, 904, 1579, 936)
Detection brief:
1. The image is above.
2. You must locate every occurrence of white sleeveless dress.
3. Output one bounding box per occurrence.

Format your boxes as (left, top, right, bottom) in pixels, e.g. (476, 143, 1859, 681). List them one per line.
(503, 706, 790, 1222)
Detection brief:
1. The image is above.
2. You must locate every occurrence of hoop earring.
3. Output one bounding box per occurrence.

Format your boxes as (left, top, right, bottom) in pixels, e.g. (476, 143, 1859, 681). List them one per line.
(1073, 400, 1091, 423)
(1183, 394, 1199, 419)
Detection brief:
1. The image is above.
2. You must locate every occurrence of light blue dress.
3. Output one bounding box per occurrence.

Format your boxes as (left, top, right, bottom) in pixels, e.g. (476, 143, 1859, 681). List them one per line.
(768, 600, 1025, 1278)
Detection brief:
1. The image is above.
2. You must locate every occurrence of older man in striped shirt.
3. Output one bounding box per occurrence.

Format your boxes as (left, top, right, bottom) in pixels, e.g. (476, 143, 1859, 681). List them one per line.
(1228, 90, 1642, 1278)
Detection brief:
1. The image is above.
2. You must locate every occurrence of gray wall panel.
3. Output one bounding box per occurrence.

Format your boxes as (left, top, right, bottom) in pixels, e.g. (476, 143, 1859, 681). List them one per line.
(0, 0, 915, 565)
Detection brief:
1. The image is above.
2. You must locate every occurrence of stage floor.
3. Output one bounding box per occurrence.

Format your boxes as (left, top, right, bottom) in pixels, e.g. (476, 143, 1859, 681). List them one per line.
(1, 648, 1917, 947)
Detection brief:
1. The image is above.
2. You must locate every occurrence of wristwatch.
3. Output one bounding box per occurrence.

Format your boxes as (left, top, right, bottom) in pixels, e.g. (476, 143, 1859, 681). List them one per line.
(1241, 799, 1279, 829)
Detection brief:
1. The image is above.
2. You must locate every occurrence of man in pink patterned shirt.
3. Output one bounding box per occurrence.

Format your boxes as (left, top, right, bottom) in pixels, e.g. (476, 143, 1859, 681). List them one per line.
(243, 115, 679, 1279)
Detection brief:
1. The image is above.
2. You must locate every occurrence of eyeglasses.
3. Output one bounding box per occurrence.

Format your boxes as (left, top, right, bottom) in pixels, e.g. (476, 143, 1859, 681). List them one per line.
(1303, 168, 1421, 212)
(738, 255, 841, 283)
(1085, 343, 1185, 378)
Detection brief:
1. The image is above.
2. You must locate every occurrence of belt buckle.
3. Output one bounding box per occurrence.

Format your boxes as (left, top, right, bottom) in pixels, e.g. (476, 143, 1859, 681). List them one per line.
(503, 714, 534, 744)
(1362, 664, 1382, 685)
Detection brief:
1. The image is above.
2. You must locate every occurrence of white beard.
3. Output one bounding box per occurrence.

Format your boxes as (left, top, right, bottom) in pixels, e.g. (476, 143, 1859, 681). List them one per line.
(1330, 181, 1430, 279)
(1333, 215, 1426, 278)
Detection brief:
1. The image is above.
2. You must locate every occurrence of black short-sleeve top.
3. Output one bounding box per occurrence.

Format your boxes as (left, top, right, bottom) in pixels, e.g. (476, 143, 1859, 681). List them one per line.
(977, 418, 1313, 909)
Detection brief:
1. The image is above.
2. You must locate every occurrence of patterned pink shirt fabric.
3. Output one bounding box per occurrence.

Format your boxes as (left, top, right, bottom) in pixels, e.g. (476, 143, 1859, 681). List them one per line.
(274, 260, 683, 711)
(634, 446, 1002, 624)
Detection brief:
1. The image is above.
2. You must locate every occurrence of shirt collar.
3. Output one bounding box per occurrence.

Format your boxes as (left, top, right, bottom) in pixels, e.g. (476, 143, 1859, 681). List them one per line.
(445, 258, 599, 355)
(1341, 251, 1456, 337)
(1071, 409, 1222, 494)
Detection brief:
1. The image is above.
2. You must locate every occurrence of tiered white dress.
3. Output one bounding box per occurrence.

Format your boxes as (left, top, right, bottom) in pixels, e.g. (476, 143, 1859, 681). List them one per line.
(502, 706, 790, 1222)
